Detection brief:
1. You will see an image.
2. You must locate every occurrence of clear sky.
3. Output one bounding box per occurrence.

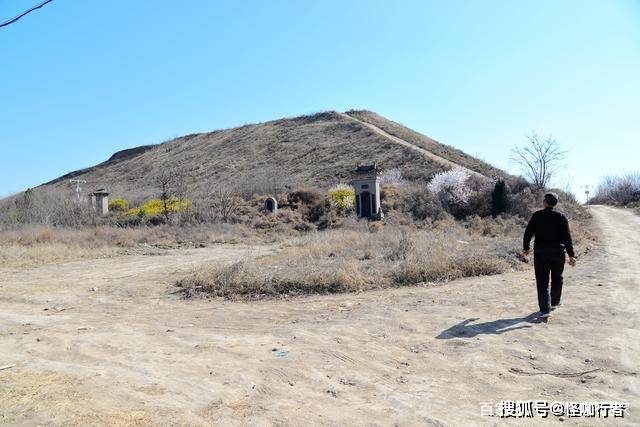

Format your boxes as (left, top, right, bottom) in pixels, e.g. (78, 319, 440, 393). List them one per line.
(1, 0, 639, 200)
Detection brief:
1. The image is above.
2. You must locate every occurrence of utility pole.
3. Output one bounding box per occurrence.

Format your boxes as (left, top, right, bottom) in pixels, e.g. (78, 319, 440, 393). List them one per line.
(69, 179, 87, 203)
(583, 185, 591, 203)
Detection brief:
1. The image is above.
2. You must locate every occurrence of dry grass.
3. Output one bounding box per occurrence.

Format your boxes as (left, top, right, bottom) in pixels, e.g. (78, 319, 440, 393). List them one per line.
(0, 223, 267, 268)
(0, 244, 117, 268)
(41, 111, 453, 203)
(178, 201, 595, 300)
(1, 192, 594, 272)
(345, 110, 508, 179)
(0, 110, 520, 241)
(177, 217, 526, 299)
(0, 369, 154, 426)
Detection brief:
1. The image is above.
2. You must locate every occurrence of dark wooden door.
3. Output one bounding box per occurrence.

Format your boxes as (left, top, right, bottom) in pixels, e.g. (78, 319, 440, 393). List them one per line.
(361, 191, 371, 218)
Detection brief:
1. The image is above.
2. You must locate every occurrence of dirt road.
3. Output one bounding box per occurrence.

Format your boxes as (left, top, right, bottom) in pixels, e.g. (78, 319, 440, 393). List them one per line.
(1, 206, 638, 425)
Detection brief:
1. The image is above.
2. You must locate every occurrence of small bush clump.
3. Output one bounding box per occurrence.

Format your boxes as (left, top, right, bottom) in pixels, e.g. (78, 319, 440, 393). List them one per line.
(590, 173, 640, 206)
(177, 258, 370, 298)
(393, 253, 507, 284)
(128, 197, 191, 217)
(328, 184, 355, 210)
(399, 185, 448, 221)
(108, 198, 129, 212)
(113, 197, 193, 225)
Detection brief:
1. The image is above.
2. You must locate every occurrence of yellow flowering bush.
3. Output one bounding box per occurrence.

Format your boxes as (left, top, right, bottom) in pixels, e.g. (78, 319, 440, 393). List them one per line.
(108, 198, 129, 212)
(127, 198, 192, 217)
(328, 184, 355, 210)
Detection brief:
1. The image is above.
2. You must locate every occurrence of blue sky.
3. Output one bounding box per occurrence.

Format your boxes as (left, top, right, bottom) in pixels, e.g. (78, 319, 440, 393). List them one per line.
(1, 0, 639, 200)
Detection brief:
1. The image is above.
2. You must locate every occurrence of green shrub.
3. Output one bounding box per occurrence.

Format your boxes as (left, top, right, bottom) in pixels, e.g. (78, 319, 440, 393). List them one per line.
(491, 180, 510, 217)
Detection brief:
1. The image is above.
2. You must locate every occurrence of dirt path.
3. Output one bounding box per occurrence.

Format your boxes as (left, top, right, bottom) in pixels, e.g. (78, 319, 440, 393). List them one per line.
(1, 206, 638, 425)
(340, 112, 484, 179)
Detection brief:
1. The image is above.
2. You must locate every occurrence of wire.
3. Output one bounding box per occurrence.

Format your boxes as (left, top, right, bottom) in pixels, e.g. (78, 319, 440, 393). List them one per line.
(0, 0, 54, 29)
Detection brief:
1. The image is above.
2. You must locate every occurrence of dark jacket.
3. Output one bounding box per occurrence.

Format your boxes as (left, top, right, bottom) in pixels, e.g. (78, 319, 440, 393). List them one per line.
(523, 207, 575, 257)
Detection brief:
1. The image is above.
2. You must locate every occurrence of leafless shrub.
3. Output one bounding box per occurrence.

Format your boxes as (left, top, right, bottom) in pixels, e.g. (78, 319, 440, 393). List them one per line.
(398, 184, 447, 221)
(237, 166, 293, 200)
(457, 175, 496, 219)
(507, 186, 584, 221)
(590, 172, 640, 206)
(154, 167, 191, 221)
(0, 187, 95, 228)
(506, 176, 531, 194)
(209, 187, 243, 222)
(379, 168, 407, 188)
(287, 187, 324, 206)
(511, 134, 566, 189)
(387, 229, 415, 261)
(507, 187, 542, 219)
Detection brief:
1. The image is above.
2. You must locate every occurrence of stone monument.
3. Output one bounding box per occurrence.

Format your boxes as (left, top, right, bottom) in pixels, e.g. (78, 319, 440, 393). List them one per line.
(351, 164, 383, 220)
(265, 196, 278, 213)
(89, 189, 110, 216)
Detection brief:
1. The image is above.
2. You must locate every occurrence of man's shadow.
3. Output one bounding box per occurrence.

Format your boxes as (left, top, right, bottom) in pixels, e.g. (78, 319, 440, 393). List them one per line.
(436, 312, 544, 339)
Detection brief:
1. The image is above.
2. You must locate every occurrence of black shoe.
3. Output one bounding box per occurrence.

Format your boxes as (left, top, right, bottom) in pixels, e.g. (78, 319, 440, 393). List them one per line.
(539, 311, 551, 319)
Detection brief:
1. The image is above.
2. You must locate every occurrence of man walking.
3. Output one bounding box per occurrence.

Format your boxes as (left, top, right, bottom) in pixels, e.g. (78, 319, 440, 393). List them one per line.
(523, 192, 577, 319)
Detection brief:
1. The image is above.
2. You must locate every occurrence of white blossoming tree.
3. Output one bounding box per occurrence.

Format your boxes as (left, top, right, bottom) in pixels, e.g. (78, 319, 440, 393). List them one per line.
(427, 168, 471, 211)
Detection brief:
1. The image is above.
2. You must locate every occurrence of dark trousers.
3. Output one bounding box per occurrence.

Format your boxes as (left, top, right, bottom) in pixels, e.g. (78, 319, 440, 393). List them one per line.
(533, 251, 565, 313)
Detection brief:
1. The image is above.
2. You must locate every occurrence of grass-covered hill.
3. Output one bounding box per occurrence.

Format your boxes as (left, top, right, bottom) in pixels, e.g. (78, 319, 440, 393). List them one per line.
(41, 110, 509, 201)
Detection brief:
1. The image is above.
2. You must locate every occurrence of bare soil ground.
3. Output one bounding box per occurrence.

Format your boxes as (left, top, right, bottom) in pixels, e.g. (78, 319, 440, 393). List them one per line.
(1, 206, 638, 426)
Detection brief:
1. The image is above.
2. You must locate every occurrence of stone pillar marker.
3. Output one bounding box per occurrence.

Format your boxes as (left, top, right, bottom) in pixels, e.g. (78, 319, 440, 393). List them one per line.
(90, 189, 110, 216)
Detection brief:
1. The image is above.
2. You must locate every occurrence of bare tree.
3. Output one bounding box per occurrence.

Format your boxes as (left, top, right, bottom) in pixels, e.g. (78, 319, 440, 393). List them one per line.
(511, 134, 566, 189)
(238, 166, 290, 200)
(155, 169, 176, 221)
(14, 188, 34, 224)
(253, 166, 289, 200)
(172, 165, 191, 203)
(210, 187, 242, 222)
